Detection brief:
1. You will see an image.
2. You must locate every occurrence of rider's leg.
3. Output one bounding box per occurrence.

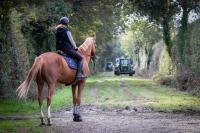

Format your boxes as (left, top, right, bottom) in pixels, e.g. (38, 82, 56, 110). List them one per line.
(76, 59, 86, 79)
(65, 50, 87, 79)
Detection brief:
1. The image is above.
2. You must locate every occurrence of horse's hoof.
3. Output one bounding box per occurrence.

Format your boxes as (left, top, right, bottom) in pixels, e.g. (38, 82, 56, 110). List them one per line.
(40, 118, 46, 126)
(40, 122, 46, 126)
(73, 114, 83, 122)
(47, 123, 52, 126)
(47, 118, 52, 126)
(73, 117, 82, 122)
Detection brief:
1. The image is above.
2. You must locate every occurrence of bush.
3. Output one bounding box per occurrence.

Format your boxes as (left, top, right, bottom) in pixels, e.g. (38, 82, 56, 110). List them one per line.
(153, 73, 176, 87)
(154, 69, 200, 97)
(176, 69, 200, 92)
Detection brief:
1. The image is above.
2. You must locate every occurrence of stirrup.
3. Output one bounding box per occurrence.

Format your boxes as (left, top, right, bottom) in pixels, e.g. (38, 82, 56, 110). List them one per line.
(76, 74, 87, 80)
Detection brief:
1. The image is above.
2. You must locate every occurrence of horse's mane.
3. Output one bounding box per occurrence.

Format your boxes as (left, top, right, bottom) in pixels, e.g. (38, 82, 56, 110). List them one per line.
(78, 37, 95, 76)
(79, 37, 94, 52)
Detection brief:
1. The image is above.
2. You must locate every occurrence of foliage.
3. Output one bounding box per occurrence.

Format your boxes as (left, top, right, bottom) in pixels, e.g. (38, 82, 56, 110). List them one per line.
(159, 46, 175, 75)
(128, 0, 179, 57)
(121, 19, 162, 69)
(0, 0, 42, 98)
(175, 0, 200, 69)
(173, 18, 200, 76)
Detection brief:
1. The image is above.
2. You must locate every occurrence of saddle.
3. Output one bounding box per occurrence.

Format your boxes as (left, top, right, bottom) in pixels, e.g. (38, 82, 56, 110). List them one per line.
(57, 50, 78, 70)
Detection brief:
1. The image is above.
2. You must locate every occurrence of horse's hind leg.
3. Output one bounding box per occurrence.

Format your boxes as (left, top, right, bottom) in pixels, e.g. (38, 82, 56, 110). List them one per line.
(47, 83, 55, 126)
(37, 79, 45, 125)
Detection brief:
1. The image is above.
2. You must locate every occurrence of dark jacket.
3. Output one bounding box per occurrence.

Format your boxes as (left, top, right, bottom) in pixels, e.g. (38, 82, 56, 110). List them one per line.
(55, 27, 76, 52)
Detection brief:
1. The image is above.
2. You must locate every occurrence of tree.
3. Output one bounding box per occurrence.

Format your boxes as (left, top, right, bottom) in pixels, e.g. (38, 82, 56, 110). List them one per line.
(176, 0, 200, 66)
(129, 0, 178, 57)
(121, 19, 161, 69)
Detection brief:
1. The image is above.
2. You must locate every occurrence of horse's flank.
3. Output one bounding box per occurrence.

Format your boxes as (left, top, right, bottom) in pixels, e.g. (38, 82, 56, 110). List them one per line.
(39, 52, 77, 84)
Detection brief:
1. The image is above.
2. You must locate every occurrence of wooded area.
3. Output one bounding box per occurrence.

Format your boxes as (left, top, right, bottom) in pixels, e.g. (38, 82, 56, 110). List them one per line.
(1, 0, 200, 99)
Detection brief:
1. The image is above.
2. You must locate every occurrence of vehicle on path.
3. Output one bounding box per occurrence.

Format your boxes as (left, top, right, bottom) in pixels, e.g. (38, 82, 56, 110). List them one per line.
(105, 62, 114, 71)
(114, 57, 135, 76)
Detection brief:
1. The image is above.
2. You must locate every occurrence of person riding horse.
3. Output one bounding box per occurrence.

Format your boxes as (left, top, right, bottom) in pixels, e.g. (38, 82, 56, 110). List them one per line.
(55, 17, 87, 80)
(17, 19, 96, 124)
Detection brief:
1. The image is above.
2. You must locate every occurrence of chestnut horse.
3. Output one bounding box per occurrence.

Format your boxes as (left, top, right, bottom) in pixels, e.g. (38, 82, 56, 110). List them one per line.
(17, 37, 96, 125)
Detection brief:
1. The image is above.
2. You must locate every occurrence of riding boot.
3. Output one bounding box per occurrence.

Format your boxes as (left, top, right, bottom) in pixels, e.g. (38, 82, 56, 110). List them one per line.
(76, 60, 87, 80)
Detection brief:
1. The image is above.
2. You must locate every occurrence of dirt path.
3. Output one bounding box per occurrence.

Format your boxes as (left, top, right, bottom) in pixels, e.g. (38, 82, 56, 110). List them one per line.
(46, 107, 200, 133)
(2, 105, 200, 133)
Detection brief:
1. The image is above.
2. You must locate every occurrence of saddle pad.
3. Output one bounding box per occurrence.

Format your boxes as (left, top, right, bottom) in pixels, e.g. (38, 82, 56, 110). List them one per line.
(63, 55, 78, 70)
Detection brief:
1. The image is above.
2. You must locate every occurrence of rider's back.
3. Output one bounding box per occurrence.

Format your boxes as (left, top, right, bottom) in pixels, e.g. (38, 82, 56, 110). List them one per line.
(55, 26, 75, 52)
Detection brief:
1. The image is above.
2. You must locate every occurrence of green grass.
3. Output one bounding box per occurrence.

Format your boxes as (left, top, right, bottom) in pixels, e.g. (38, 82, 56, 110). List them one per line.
(0, 100, 39, 116)
(84, 72, 200, 111)
(0, 86, 72, 115)
(126, 79, 200, 110)
(0, 119, 45, 133)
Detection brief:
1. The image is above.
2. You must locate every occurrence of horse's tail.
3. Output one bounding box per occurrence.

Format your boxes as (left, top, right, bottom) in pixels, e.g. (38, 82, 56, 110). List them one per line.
(16, 56, 43, 99)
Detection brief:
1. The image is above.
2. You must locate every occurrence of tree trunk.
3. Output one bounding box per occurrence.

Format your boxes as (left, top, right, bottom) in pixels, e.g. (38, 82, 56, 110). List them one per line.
(162, 0, 172, 58)
(162, 16, 172, 58)
(179, 0, 189, 66)
(147, 48, 153, 70)
(137, 53, 140, 67)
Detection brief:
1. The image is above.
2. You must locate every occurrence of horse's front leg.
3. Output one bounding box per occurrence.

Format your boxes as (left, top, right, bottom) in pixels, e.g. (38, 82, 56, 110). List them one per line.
(72, 84, 78, 114)
(73, 80, 86, 122)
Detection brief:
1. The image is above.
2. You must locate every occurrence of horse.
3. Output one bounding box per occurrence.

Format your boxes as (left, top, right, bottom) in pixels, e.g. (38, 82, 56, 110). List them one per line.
(16, 36, 96, 125)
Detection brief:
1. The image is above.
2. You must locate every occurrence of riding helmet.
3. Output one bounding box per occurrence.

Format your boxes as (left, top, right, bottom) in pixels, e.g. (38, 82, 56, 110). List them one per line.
(59, 17, 69, 25)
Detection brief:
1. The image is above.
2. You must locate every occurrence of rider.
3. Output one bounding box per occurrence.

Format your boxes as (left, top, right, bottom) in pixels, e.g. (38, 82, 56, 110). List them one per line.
(55, 17, 87, 80)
